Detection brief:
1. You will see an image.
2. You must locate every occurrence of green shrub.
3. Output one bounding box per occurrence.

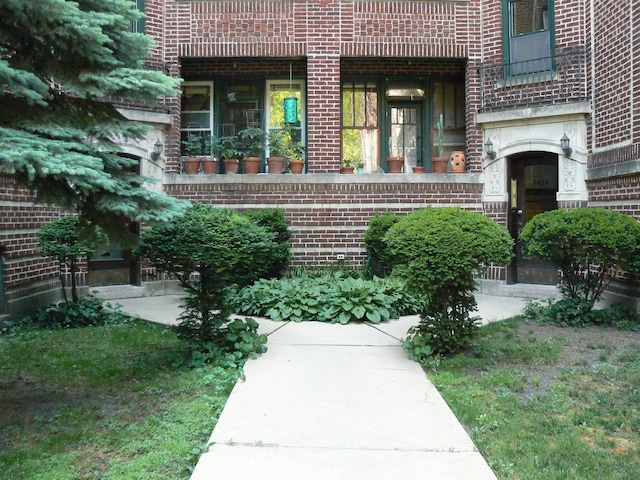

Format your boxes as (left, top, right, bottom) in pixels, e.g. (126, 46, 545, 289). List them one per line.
(241, 209, 292, 279)
(385, 207, 513, 356)
(364, 211, 399, 277)
(38, 216, 105, 303)
(136, 203, 277, 361)
(524, 298, 639, 330)
(231, 272, 423, 324)
(520, 208, 640, 304)
(12, 296, 131, 332)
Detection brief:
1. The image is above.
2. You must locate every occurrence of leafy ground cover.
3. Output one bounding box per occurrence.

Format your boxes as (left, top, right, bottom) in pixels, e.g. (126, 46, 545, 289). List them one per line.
(0, 321, 239, 479)
(428, 316, 640, 479)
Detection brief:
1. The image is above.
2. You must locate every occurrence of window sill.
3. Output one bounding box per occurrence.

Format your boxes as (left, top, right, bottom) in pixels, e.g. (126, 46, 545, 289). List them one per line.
(165, 172, 482, 185)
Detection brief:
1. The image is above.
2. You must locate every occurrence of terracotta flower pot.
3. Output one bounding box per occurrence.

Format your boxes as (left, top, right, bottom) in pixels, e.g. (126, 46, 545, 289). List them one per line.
(201, 157, 219, 174)
(223, 158, 240, 174)
(182, 157, 201, 174)
(412, 166, 425, 173)
(289, 159, 304, 174)
(243, 156, 261, 174)
(340, 166, 355, 174)
(432, 157, 448, 173)
(450, 151, 466, 173)
(267, 156, 286, 174)
(386, 156, 404, 173)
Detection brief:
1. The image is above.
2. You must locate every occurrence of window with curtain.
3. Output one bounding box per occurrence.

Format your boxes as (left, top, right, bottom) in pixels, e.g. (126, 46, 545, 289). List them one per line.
(342, 81, 379, 173)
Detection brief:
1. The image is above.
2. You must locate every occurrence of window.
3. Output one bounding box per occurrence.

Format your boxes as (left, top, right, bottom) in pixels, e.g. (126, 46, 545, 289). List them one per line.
(431, 82, 465, 160)
(132, 0, 145, 33)
(504, 0, 554, 74)
(342, 81, 379, 172)
(180, 82, 214, 155)
(266, 80, 305, 158)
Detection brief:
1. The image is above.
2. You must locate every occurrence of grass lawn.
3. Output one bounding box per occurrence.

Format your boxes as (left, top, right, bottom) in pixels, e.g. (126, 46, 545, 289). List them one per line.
(428, 316, 640, 480)
(3, 309, 639, 480)
(0, 320, 239, 480)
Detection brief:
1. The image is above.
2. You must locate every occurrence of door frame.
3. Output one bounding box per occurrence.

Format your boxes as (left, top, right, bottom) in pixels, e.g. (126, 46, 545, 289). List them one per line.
(386, 102, 424, 171)
(507, 152, 559, 284)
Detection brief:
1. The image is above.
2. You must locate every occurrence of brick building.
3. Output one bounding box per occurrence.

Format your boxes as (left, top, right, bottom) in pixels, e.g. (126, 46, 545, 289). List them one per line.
(1, 0, 639, 317)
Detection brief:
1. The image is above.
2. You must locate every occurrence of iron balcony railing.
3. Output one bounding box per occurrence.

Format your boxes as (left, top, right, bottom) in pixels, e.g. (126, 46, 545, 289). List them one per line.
(478, 47, 589, 113)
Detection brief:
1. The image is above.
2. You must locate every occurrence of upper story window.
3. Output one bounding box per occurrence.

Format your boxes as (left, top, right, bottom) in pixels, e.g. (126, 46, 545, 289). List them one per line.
(504, 0, 554, 75)
(132, 0, 145, 33)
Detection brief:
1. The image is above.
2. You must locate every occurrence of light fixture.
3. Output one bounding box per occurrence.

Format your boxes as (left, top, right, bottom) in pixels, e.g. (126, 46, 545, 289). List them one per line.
(560, 133, 572, 156)
(150, 139, 163, 161)
(484, 138, 496, 160)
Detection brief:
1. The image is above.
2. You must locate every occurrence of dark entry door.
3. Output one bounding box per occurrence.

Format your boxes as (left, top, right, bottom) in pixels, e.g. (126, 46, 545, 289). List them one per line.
(508, 153, 559, 285)
(87, 223, 140, 287)
(388, 104, 422, 171)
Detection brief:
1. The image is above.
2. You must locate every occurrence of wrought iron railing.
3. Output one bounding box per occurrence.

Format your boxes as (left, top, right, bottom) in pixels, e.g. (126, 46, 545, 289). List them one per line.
(478, 47, 589, 113)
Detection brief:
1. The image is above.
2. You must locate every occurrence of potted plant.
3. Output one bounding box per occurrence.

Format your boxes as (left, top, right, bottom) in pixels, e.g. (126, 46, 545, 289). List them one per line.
(218, 135, 243, 174)
(239, 126, 266, 174)
(288, 139, 305, 174)
(432, 114, 448, 173)
(341, 157, 362, 174)
(267, 129, 289, 174)
(386, 155, 404, 173)
(181, 135, 203, 174)
(201, 136, 219, 174)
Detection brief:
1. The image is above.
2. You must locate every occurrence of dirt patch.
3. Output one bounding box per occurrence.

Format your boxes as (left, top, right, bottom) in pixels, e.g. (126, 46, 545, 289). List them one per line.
(468, 320, 640, 400)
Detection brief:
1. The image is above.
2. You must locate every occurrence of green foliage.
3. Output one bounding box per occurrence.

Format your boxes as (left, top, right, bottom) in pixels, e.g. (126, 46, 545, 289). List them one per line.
(38, 215, 104, 302)
(428, 317, 640, 479)
(241, 209, 292, 279)
(9, 296, 132, 333)
(136, 204, 280, 361)
(404, 310, 480, 358)
(183, 135, 204, 156)
(267, 128, 290, 157)
(520, 208, 640, 304)
(239, 126, 267, 157)
(363, 211, 399, 277)
(524, 298, 639, 330)
(385, 208, 513, 314)
(403, 326, 434, 363)
(214, 135, 243, 159)
(385, 207, 512, 357)
(182, 316, 268, 369)
(231, 272, 423, 324)
(0, 321, 240, 478)
(0, 0, 188, 242)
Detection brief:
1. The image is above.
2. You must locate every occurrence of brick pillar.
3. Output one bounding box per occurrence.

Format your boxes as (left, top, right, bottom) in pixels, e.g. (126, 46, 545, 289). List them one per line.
(305, 0, 342, 173)
(306, 55, 342, 173)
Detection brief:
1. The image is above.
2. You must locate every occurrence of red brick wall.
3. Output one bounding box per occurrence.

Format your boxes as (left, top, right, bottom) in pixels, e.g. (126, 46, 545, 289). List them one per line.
(151, 0, 482, 173)
(0, 175, 63, 311)
(591, 0, 634, 149)
(163, 175, 488, 267)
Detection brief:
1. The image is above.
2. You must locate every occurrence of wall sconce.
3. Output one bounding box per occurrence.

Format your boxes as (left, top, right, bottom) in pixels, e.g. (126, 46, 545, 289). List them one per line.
(150, 139, 163, 161)
(560, 133, 572, 156)
(484, 138, 496, 160)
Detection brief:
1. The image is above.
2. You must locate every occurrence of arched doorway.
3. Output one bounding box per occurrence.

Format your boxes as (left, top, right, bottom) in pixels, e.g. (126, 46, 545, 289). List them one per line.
(507, 152, 559, 285)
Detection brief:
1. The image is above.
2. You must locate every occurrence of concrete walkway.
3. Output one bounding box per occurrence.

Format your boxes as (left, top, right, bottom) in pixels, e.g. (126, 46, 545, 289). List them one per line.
(114, 294, 527, 480)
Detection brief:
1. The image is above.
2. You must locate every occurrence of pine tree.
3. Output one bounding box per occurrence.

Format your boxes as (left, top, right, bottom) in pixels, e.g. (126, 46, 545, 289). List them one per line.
(0, 0, 189, 243)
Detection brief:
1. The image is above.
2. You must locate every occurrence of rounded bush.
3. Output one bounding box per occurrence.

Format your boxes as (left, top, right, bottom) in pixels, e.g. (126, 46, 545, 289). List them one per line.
(385, 207, 513, 312)
(385, 207, 513, 356)
(520, 207, 640, 303)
